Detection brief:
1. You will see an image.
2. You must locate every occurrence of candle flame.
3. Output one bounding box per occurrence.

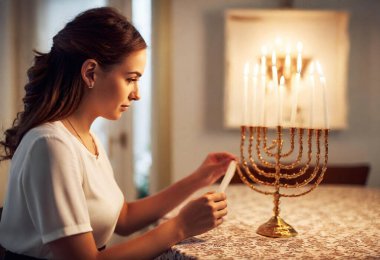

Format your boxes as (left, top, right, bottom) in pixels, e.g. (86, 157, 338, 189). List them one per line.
(280, 76, 285, 86)
(297, 56, 302, 73)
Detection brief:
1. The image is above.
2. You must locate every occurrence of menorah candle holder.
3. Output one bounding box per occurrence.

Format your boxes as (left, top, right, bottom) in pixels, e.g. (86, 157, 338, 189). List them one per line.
(236, 125, 329, 238)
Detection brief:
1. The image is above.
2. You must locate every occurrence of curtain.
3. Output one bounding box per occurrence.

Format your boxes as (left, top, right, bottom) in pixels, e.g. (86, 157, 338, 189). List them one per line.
(0, 0, 41, 205)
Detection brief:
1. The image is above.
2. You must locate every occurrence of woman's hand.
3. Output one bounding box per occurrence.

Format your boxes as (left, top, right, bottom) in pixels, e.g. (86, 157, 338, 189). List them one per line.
(175, 192, 227, 239)
(192, 152, 237, 188)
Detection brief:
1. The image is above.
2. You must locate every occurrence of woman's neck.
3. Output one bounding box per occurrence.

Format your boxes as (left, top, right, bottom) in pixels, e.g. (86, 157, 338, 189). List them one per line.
(65, 107, 97, 136)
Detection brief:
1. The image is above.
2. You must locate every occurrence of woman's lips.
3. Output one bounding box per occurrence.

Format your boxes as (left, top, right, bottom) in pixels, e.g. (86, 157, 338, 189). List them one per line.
(121, 105, 129, 111)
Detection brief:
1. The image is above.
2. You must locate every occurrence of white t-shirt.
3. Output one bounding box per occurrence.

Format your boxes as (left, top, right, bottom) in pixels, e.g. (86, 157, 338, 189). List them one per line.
(0, 121, 124, 258)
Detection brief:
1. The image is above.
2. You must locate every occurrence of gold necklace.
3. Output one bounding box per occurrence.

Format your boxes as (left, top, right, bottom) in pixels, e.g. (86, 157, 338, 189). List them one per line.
(66, 119, 99, 159)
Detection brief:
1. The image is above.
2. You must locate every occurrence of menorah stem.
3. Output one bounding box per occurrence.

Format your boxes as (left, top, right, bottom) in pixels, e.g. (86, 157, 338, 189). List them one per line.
(274, 126, 282, 217)
(256, 126, 297, 238)
(273, 191, 280, 217)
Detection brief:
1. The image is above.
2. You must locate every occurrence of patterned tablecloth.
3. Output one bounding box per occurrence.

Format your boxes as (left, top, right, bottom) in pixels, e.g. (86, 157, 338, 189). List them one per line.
(156, 185, 380, 260)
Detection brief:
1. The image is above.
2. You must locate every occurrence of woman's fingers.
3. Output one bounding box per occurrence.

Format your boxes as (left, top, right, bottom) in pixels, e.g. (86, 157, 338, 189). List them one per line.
(212, 152, 236, 162)
(214, 207, 228, 219)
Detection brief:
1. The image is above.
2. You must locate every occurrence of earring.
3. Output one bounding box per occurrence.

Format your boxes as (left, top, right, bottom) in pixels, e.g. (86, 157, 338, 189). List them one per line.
(88, 83, 94, 89)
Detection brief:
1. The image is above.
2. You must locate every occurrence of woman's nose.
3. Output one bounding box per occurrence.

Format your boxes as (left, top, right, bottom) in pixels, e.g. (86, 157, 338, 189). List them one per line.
(129, 89, 140, 101)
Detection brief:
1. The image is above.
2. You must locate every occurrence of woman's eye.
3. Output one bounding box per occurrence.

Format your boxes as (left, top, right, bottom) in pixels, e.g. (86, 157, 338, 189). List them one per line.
(127, 78, 138, 85)
(127, 78, 136, 83)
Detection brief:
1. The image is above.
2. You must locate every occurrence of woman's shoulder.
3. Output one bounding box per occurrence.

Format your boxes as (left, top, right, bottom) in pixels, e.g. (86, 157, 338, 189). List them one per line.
(21, 121, 73, 150)
(12, 121, 78, 166)
(27, 121, 67, 139)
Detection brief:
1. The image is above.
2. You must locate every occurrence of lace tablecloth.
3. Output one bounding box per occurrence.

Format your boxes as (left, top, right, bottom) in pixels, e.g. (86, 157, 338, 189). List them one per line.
(157, 185, 380, 259)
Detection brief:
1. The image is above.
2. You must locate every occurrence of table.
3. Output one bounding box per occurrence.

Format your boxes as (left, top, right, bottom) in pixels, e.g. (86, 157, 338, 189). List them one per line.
(156, 185, 380, 259)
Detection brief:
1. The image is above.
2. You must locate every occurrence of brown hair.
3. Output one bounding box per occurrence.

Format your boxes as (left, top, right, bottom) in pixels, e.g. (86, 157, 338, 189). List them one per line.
(0, 7, 147, 160)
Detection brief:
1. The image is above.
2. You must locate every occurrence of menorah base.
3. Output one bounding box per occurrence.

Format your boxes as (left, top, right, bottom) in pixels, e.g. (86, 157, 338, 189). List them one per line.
(256, 216, 298, 238)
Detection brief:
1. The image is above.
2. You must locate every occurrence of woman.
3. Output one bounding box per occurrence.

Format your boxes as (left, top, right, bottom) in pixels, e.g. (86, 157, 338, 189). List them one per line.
(0, 7, 235, 260)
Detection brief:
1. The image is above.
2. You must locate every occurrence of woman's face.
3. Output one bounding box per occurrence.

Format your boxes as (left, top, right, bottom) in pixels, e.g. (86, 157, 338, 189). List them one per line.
(91, 49, 147, 120)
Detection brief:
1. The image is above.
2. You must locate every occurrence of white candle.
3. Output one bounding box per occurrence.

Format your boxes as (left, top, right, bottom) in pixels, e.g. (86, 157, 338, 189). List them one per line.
(261, 46, 267, 74)
(279, 76, 285, 126)
(253, 64, 259, 126)
(285, 44, 291, 77)
(296, 42, 303, 73)
(316, 61, 329, 129)
(272, 50, 279, 126)
(260, 46, 267, 126)
(290, 73, 300, 126)
(243, 62, 250, 126)
(218, 160, 237, 193)
(309, 62, 315, 129)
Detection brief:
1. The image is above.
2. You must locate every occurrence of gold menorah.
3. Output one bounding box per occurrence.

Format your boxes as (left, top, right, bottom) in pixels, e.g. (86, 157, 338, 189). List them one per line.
(236, 125, 329, 238)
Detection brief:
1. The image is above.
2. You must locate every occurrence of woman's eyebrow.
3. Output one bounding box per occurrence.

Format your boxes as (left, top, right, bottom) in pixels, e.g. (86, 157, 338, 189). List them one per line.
(126, 71, 142, 77)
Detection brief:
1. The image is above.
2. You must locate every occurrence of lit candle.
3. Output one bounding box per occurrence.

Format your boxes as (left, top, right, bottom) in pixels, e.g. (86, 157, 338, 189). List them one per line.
(285, 44, 291, 77)
(309, 62, 315, 129)
(272, 50, 279, 126)
(243, 62, 250, 126)
(260, 46, 267, 126)
(267, 81, 275, 127)
(261, 46, 267, 74)
(279, 76, 285, 126)
(316, 61, 329, 129)
(296, 42, 303, 73)
(253, 63, 259, 126)
(290, 73, 300, 126)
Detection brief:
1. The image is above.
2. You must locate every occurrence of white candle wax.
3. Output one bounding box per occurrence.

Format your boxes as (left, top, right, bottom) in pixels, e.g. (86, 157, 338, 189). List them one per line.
(243, 62, 250, 126)
(272, 50, 279, 126)
(279, 76, 285, 126)
(309, 62, 315, 129)
(320, 77, 329, 129)
(253, 64, 259, 126)
(285, 44, 291, 77)
(296, 42, 303, 73)
(260, 47, 267, 126)
(261, 72, 266, 126)
(316, 61, 329, 129)
(290, 73, 300, 127)
(218, 161, 237, 193)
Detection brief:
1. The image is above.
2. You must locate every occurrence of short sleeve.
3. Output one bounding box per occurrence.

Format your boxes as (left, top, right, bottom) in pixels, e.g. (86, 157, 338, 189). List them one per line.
(22, 136, 92, 244)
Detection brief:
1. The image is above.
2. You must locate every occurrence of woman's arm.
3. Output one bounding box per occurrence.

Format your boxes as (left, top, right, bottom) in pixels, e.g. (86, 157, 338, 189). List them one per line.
(48, 192, 227, 260)
(115, 152, 235, 235)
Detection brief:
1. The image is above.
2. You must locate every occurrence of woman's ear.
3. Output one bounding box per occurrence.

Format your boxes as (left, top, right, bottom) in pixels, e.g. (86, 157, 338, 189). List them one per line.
(81, 59, 98, 88)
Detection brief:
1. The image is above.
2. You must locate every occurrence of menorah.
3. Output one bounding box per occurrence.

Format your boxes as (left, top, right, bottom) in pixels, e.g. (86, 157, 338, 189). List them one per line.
(236, 126, 328, 238)
(236, 41, 330, 238)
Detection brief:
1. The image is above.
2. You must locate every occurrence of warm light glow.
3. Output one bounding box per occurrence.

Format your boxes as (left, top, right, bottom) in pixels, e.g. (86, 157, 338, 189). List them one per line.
(280, 75, 285, 85)
(316, 61, 324, 76)
(275, 37, 283, 47)
(244, 62, 250, 76)
(286, 43, 291, 54)
(268, 80, 274, 92)
(297, 42, 303, 52)
(309, 61, 315, 75)
(254, 63, 259, 76)
(261, 45, 268, 55)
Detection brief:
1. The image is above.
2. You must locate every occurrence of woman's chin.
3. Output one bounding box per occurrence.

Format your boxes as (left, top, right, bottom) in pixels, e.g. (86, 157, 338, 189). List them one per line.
(102, 112, 123, 121)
